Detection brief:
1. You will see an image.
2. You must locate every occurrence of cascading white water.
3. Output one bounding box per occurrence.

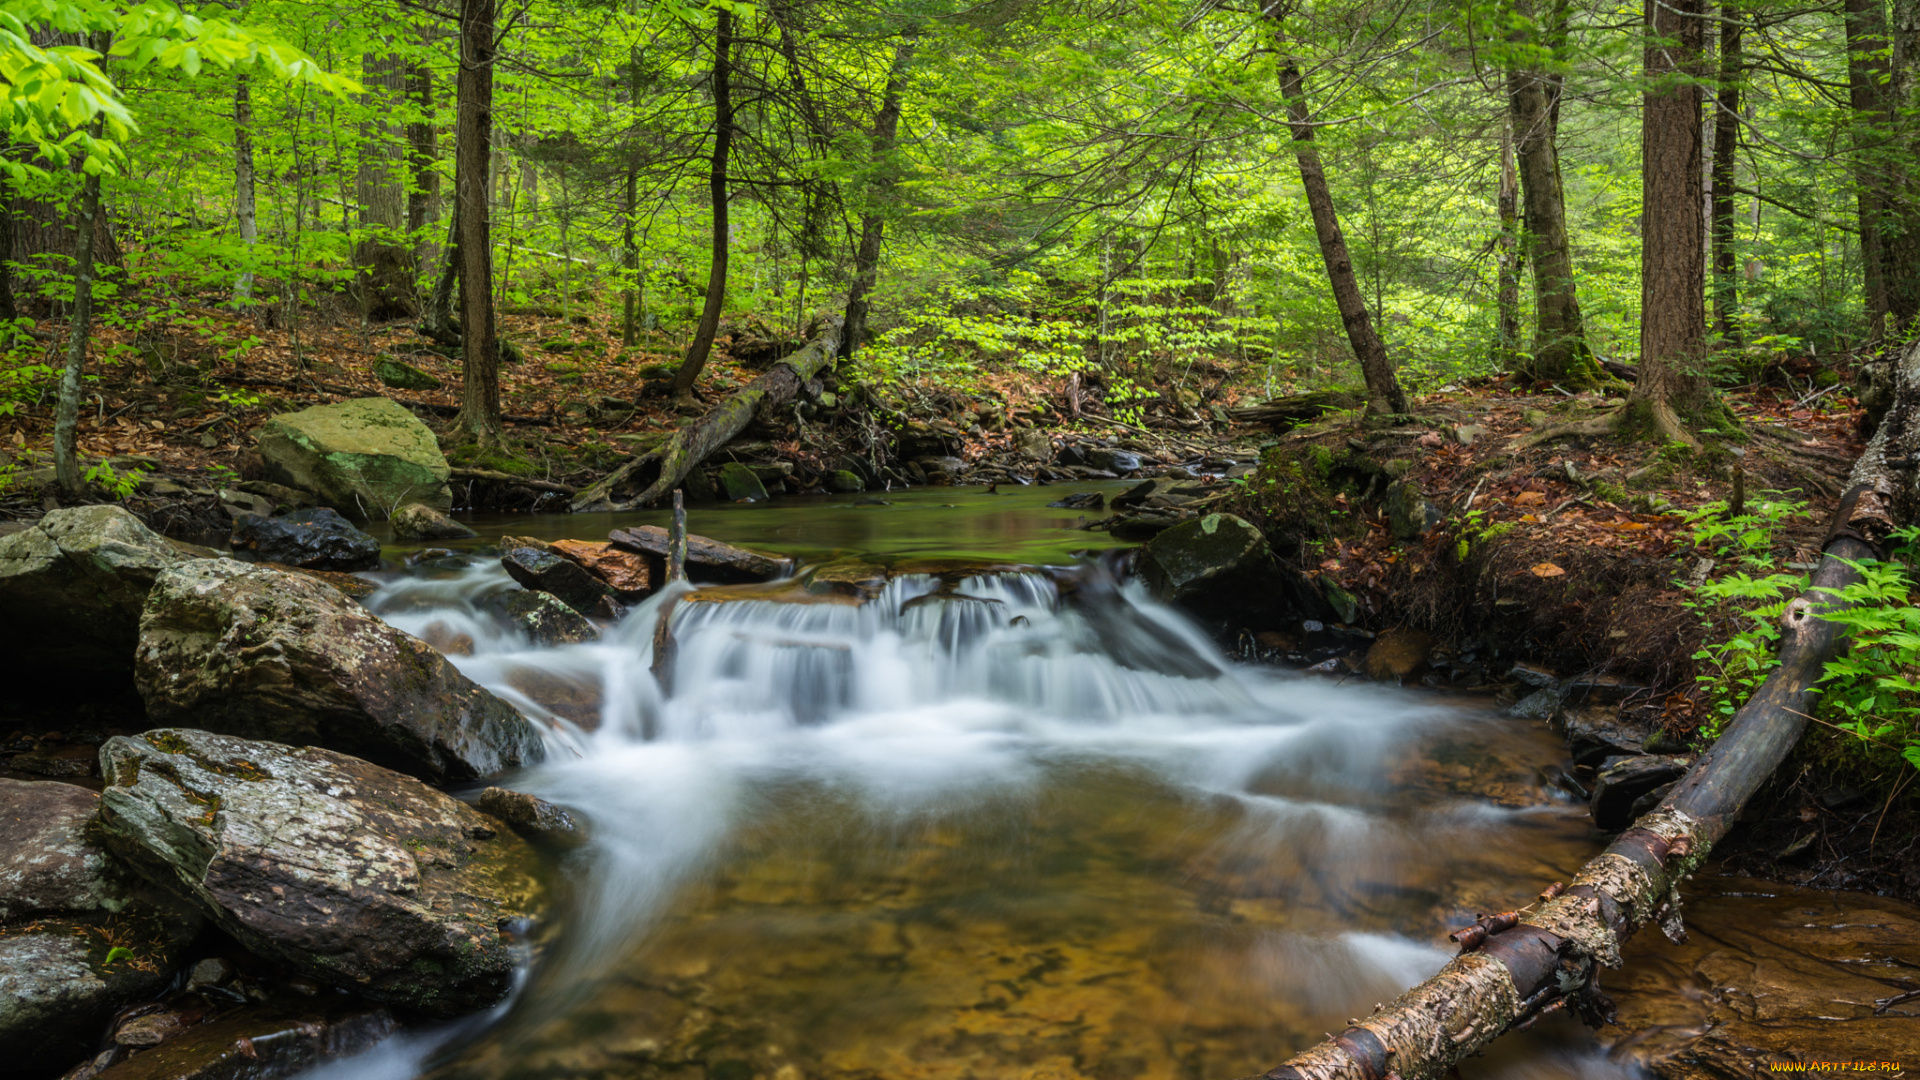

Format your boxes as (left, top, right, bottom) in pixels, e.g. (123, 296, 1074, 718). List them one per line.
(316, 553, 1643, 1080)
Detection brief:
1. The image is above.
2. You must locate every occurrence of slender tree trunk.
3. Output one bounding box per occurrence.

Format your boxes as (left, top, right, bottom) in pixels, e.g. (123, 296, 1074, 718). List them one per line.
(670, 8, 734, 403)
(1496, 116, 1521, 367)
(1847, 0, 1893, 342)
(1507, 0, 1599, 386)
(842, 39, 915, 360)
(455, 0, 502, 444)
(0, 167, 18, 329)
(1881, 0, 1918, 333)
(622, 43, 640, 347)
(232, 74, 258, 308)
(406, 61, 438, 264)
(1275, 57, 1408, 415)
(1711, 5, 1743, 345)
(356, 52, 417, 321)
(1629, 0, 1715, 440)
(53, 124, 105, 497)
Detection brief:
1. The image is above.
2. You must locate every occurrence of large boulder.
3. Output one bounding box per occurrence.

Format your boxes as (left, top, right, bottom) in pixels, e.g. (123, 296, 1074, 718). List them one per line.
(229, 507, 381, 571)
(1, 779, 202, 1073)
(255, 397, 452, 516)
(135, 560, 545, 783)
(1137, 513, 1333, 637)
(0, 505, 185, 690)
(96, 730, 546, 1018)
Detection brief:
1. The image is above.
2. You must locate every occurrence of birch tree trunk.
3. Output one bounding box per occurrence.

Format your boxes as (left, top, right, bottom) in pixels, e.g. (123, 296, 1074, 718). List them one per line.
(1495, 117, 1521, 369)
(232, 74, 259, 308)
(53, 118, 106, 497)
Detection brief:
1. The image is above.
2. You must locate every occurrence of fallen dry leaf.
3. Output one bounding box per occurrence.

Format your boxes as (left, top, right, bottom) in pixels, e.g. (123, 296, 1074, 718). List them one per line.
(1530, 562, 1566, 577)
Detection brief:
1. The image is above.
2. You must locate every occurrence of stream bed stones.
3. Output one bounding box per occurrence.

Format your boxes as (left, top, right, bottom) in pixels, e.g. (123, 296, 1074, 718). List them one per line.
(135, 560, 544, 783)
(96, 729, 546, 1018)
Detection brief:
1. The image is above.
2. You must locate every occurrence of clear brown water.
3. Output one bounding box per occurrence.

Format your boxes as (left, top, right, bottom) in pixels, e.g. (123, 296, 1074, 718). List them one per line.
(314, 494, 1651, 1080)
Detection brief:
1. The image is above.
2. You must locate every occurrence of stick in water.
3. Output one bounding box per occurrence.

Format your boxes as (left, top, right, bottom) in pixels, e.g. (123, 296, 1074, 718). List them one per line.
(668, 489, 688, 584)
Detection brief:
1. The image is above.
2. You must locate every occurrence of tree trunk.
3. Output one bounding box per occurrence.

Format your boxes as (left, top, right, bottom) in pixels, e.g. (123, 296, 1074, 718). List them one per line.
(1496, 116, 1521, 368)
(406, 61, 439, 262)
(1252, 335, 1920, 1080)
(670, 8, 735, 404)
(841, 39, 915, 360)
(1507, 0, 1600, 387)
(356, 52, 417, 321)
(52, 129, 104, 497)
(1275, 56, 1408, 415)
(231, 74, 259, 308)
(1710, 5, 1743, 345)
(455, 0, 503, 444)
(622, 43, 641, 347)
(1628, 0, 1715, 441)
(574, 319, 842, 512)
(1847, 0, 1893, 342)
(1882, 0, 1919, 333)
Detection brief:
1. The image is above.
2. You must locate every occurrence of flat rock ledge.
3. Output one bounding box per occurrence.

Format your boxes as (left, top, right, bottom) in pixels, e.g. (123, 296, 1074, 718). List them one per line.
(96, 729, 547, 1018)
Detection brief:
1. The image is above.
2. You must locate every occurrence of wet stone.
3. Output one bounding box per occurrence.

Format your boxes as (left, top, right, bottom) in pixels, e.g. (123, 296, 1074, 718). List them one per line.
(229, 507, 381, 571)
(502, 547, 610, 616)
(1589, 754, 1691, 831)
(478, 589, 601, 647)
(477, 787, 588, 850)
(1048, 492, 1105, 510)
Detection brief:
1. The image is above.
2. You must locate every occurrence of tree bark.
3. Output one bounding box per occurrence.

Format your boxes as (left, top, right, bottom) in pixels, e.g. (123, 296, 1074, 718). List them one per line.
(406, 61, 439, 262)
(1496, 116, 1521, 368)
(356, 52, 417, 321)
(1507, 0, 1600, 387)
(455, 0, 503, 444)
(1847, 0, 1893, 342)
(573, 319, 842, 512)
(670, 7, 734, 404)
(53, 125, 105, 497)
(1251, 335, 1920, 1080)
(231, 74, 259, 308)
(841, 39, 915, 360)
(1275, 56, 1408, 415)
(1710, 5, 1743, 345)
(622, 43, 641, 347)
(1883, 0, 1919, 333)
(1628, 0, 1715, 442)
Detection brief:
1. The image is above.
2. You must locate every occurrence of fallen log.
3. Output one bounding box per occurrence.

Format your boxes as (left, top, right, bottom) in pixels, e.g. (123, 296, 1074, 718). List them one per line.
(1246, 338, 1920, 1080)
(1225, 389, 1358, 430)
(570, 319, 843, 511)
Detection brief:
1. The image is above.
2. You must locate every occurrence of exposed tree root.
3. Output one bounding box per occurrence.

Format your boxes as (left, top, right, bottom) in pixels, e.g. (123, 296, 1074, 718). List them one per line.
(1245, 338, 1920, 1080)
(1513, 409, 1622, 450)
(570, 318, 842, 512)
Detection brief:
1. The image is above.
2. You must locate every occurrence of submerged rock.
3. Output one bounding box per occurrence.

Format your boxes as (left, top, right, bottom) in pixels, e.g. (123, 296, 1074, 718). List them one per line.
(1137, 513, 1331, 637)
(97, 729, 545, 1018)
(0, 505, 185, 689)
(229, 507, 381, 571)
(390, 502, 477, 541)
(136, 559, 545, 783)
(477, 787, 588, 851)
(255, 397, 452, 514)
(1362, 628, 1432, 683)
(502, 546, 610, 615)
(83, 1003, 397, 1079)
(0, 779, 202, 1074)
(1048, 492, 1104, 510)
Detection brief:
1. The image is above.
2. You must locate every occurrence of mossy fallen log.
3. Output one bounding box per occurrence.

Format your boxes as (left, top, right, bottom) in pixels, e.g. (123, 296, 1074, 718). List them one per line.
(1246, 338, 1920, 1080)
(570, 318, 842, 512)
(1225, 389, 1358, 430)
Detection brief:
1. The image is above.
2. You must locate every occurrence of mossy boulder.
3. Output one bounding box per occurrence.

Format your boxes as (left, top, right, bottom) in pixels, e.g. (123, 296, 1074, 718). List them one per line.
(0, 779, 202, 1073)
(95, 729, 546, 1018)
(825, 469, 865, 494)
(372, 356, 442, 392)
(135, 559, 545, 783)
(717, 461, 770, 502)
(0, 505, 186, 691)
(256, 397, 451, 517)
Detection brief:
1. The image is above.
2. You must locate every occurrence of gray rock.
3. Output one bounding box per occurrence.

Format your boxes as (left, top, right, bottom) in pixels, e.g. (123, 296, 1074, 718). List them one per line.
(1384, 479, 1443, 540)
(717, 461, 769, 502)
(502, 547, 609, 615)
(390, 502, 477, 541)
(1137, 513, 1331, 636)
(0, 779, 201, 1074)
(1590, 754, 1692, 831)
(1508, 687, 1562, 720)
(256, 397, 452, 514)
(1014, 428, 1053, 463)
(824, 469, 865, 494)
(96, 729, 546, 1018)
(1048, 492, 1104, 510)
(1085, 448, 1142, 474)
(135, 559, 545, 783)
(477, 787, 587, 851)
(478, 589, 600, 647)
(1556, 703, 1650, 767)
(229, 507, 381, 571)
(0, 505, 185, 689)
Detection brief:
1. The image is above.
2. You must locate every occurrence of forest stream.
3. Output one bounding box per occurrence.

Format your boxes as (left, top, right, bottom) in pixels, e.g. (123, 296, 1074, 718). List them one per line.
(249, 489, 1917, 1080)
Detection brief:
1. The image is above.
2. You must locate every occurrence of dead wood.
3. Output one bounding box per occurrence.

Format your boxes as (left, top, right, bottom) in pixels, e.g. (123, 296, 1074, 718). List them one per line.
(1226, 389, 1358, 430)
(570, 318, 842, 511)
(1245, 338, 1920, 1080)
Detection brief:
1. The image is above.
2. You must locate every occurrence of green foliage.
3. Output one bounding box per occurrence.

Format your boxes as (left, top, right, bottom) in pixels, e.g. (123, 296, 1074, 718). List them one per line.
(1810, 530, 1920, 773)
(1680, 496, 1812, 737)
(84, 457, 140, 498)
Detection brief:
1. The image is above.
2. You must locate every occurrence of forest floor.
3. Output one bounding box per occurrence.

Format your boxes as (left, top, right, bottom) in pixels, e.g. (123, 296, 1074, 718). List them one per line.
(0, 301, 1910, 901)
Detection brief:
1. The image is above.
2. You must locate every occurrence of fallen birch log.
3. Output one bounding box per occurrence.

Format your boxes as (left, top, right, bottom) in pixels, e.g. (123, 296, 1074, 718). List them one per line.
(1246, 338, 1920, 1080)
(570, 319, 842, 512)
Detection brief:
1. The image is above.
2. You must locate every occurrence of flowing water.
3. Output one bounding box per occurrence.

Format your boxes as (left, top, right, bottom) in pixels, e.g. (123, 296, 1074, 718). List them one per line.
(314, 489, 1650, 1080)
